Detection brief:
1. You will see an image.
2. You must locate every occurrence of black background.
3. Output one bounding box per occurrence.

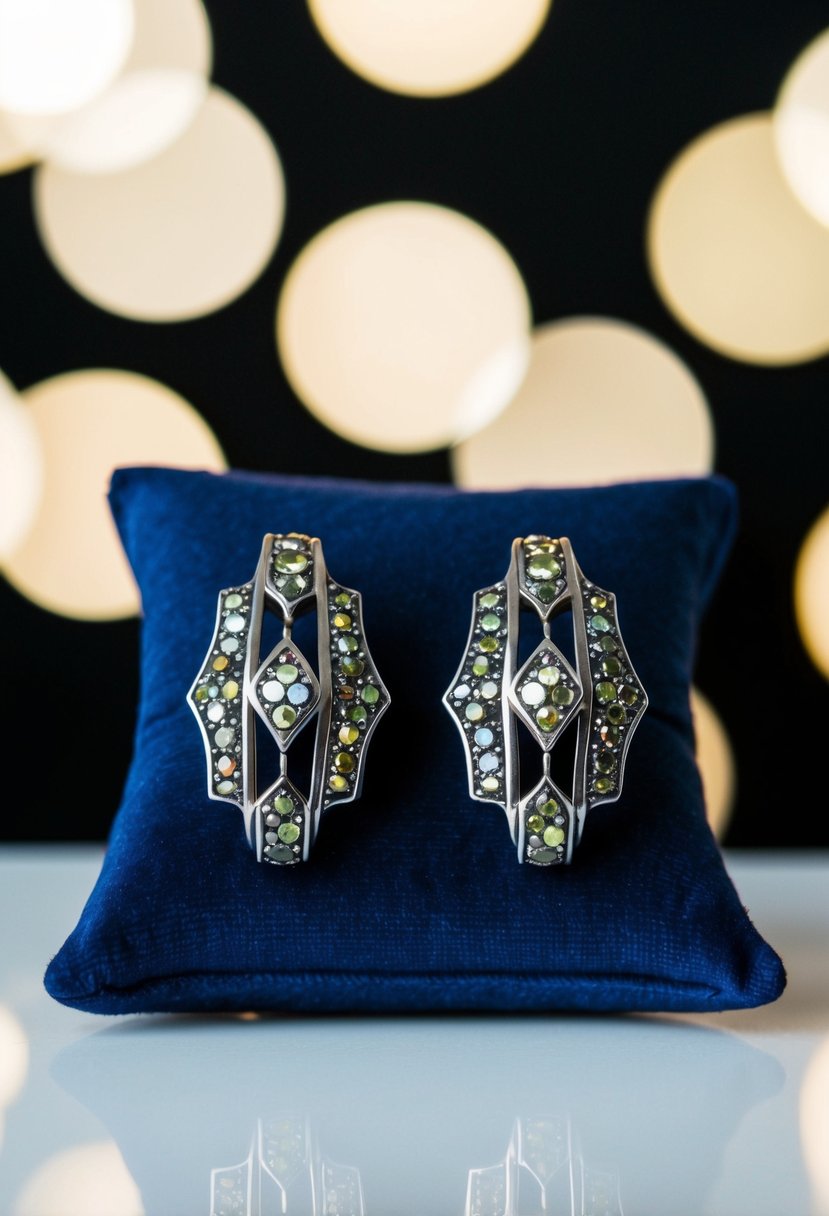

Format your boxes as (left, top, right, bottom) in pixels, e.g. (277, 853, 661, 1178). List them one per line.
(1, 0, 827, 844)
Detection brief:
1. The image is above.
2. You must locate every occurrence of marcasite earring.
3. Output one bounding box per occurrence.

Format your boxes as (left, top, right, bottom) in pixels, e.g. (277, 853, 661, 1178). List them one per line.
(189, 533, 389, 865)
(444, 536, 647, 865)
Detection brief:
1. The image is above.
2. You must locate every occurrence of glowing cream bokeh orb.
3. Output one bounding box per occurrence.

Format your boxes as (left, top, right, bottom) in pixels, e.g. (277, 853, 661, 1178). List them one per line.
(648, 113, 829, 365)
(308, 0, 550, 97)
(801, 1036, 829, 1216)
(34, 86, 284, 321)
(0, 0, 134, 116)
(0, 111, 36, 174)
(0, 1005, 28, 1110)
(277, 202, 532, 453)
(0, 369, 42, 557)
(452, 316, 712, 488)
(0, 370, 226, 620)
(775, 29, 829, 228)
(14, 1141, 144, 1216)
(794, 504, 829, 680)
(690, 687, 736, 841)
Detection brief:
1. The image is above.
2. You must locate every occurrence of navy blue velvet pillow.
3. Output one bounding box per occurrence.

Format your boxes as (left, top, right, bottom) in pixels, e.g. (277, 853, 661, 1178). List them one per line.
(45, 467, 785, 1014)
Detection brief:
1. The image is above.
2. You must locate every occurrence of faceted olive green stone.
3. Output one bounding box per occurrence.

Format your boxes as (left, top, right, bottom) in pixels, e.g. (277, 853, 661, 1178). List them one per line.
(538, 797, 559, 817)
(362, 684, 379, 705)
(195, 686, 208, 702)
(274, 795, 293, 815)
(225, 593, 243, 609)
(480, 593, 500, 608)
(527, 554, 561, 581)
(530, 848, 559, 864)
(595, 749, 617, 774)
(590, 614, 612, 633)
(600, 723, 620, 746)
(280, 575, 307, 599)
(538, 583, 559, 604)
(221, 680, 239, 700)
(527, 814, 545, 834)
(334, 751, 355, 773)
(472, 656, 489, 677)
(590, 594, 607, 609)
(275, 550, 308, 574)
(481, 776, 499, 793)
(479, 636, 499, 653)
(552, 685, 574, 706)
(619, 685, 639, 705)
(595, 681, 617, 704)
(481, 613, 500, 632)
(465, 702, 484, 722)
(535, 706, 559, 732)
(272, 705, 297, 730)
(594, 776, 615, 794)
(538, 666, 560, 686)
(337, 635, 359, 654)
(276, 663, 298, 684)
(333, 612, 352, 629)
(339, 724, 360, 745)
(599, 635, 618, 653)
(527, 538, 556, 553)
(278, 822, 300, 844)
(606, 703, 627, 725)
(329, 775, 348, 792)
(601, 656, 622, 677)
(349, 705, 367, 723)
(265, 843, 295, 864)
(543, 825, 565, 847)
(341, 656, 364, 677)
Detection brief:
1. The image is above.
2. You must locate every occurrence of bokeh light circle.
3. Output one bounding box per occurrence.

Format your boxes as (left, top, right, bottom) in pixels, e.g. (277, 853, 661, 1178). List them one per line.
(14, 1141, 144, 1216)
(775, 28, 829, 228)
(648, 113, 829, 365)
(308, 0, 551, 98)
(690, 687, 736, 841)
(0, 0, 134, 116)
(277, 201, 532, 453)
(0, 370, 226, 620)
(800, 1036, 829, 1215)
(0, 1005, 28, 1109)
(0, 369, 42, 557)
(34, 86, 284, 321)
(452, 316, 713, 488)
(0, 111, 36, 175)
(794, 504, 829, 680)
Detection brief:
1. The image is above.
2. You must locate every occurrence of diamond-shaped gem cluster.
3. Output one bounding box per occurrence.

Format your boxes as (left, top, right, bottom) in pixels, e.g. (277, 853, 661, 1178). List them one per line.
(325, 585, 388, 806)
(190, 584, 252, 806)
(510, 642, 582, 750)
(521, 777, 573, 866)
(257, 777, 307, 866)
(584, 586, 646, 808)
(521, 536, 567, 614)
(253, 641, 319, 747)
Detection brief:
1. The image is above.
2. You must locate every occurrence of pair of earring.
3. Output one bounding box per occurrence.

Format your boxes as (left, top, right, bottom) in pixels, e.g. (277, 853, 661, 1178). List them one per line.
(189, 533, 647, 869)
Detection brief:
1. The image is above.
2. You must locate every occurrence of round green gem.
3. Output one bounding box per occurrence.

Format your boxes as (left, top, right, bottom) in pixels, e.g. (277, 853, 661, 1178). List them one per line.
(329, 775, 348, 792)
(595, 749, 617, 774)
(590, 594, 607, 609)
(600, 723, 620, 746)
(536, 582, 558, 604)
(590, 614, 612, 633)
(527, 554, 561, 581)
(277, 822, 300, 844)
(606, 703, 627, 725)
(601, 656, 622, 677)
(335, 593, 351, 606)
(272, 705, 297, 730)
(195, 686, 208, 702)
(599, 635, 618, 653)
(333, 611, 352, 629)
(280, 575, 306, 599)
(481, 613, 500, 632)
(538, 797, 559, 817)
(276, 664, 298, 684)
(479, 637, 499, 654)
(337, 635, 359, 654)
(472, 656, 489, 677)
(361, 684, 379, 705)
(275, 550, 308, 574)
(349, 705, 367, 723)
(535, 705, 559, 732)
(225, 593, 243, 609)
(595, 681, 617, 704)
(465, 702, 484, 722)
(339, 724, 360, 745)
(274, 795, 293, 815)
(527, 814, 545, 833)
(334, 751, 355, 773)
(480, 593, 500, 608)
(543, 825, 565, 846)
(619, 684, 639, 705)
(594, 776, 615, 794)
(341, 656, 364, 677)
(552, 685, 574, 706)
(538, 665, 560, 686)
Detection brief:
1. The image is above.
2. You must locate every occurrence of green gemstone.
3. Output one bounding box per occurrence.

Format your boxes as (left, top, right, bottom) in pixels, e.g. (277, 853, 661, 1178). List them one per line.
(480, 593, 500, 608)
(552, 685, 574, 706)
(527, 539, 556, 553)
(195, 686, 208, 702)
(274, 795, 293, 815)
(265, 843, 295, 863)
(349, 705, 367, 723)
(272, 705, 297, 729)
(527, 814, 545, 833)
(594, 776, 615, 794)
(280, 575, 307, 599)
(329, 775, 348, 792)
(599, 635, 618, 653)
(277, 822, 300, 844)
(538, 665, 559, 686)
(535, 583, 558, 604)
(481, 613, 500, 632)
(334, 751, 355, 773)
(479, 637, 499, 653)
(225, 593, 243, 609)
(341, 656, 364, 677)
(595, 681, 617, 703)
(590, 614, 612, 633)
(221, 680, 239, 700)
(619, 684, 639, 705)
(601, 656, 622, 677)
(335, 593, 351, 606)
(535, 705, 559, 732)
(337, 635, 359, 653)
(606, 703, 627, 725)
(527, 554, 561, 581)
(333, 612, 352, 629)
(538, 797, 559, 817)
(600, 723, 620, 746)
(472, 656, 489, 677)
(274, 550, 308, 574)
(276, 664, 298, 684)
(339, 724, 360, 745)
(590, 593, 607, 609)
(530, 847, 559, 864)
(465, 702, 484, 722)
(361, 684, 379, 704)
(543, 825, 565, 846)
(595, 749, 617, 774)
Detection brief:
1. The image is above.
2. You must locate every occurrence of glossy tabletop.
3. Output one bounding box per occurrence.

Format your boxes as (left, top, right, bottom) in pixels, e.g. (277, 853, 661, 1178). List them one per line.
(0, 847, 827, 1216)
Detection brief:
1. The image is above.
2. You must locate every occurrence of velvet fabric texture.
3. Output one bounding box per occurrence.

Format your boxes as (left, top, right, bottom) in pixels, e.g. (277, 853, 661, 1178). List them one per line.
(45, 467, 785, 1014)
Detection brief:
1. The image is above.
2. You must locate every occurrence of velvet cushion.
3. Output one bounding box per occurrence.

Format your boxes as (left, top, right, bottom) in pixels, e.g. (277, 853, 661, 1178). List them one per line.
(44, 467, 785, 1014)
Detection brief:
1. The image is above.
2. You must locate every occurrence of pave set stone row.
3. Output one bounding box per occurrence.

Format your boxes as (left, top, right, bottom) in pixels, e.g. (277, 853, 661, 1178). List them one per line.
(445, 585, 508, 803)
(521, 535, 567, 614)
(324, 582, 387, 808)
(521, 777, 573, 866)
(582, 585, 646, 809)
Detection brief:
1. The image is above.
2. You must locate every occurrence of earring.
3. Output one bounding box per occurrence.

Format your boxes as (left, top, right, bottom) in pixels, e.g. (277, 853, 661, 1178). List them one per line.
(443, 536, 647, 866)
(189, 533, 389, 865)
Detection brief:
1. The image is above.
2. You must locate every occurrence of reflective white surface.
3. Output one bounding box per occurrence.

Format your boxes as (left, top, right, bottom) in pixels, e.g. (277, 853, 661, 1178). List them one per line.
(0, 848, 826, 1215)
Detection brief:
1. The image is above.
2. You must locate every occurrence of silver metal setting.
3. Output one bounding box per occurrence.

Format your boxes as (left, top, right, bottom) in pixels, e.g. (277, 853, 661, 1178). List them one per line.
(188, 533, 390, 865)
(444, 536, 647, 866)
